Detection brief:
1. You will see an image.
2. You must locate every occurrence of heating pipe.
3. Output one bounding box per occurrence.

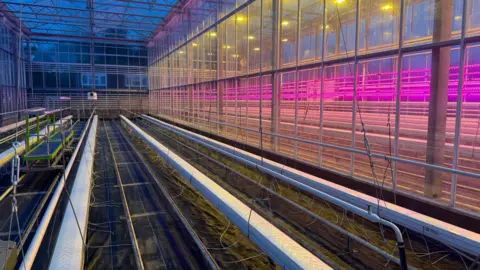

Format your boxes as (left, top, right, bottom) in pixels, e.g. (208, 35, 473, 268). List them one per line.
(120, 115, 330, 270)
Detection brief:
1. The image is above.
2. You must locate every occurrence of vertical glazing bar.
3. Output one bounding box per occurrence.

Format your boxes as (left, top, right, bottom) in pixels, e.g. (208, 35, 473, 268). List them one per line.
(393, 0, 406, 196)
(318, 0, 326, 167)
(246, 7, 250, 145)
(216, 0, 221, 135)
(259, 0, 264, 149)
(235, 15, 239, 138)
(294, 0, 301, 159)
(271, 0, 281, 152)
(450, 0, 468, 207)
(28, 40, 33, 102)
(350, 0, 360, 176)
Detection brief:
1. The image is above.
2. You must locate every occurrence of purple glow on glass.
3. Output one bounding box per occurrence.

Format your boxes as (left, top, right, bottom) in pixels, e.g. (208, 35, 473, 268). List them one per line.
(187, 65, 480, 102)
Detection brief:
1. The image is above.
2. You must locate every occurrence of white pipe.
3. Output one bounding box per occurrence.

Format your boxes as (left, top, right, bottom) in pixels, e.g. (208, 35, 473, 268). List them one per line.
(120, 115, 329, 269)
(0, 115, 73, 168)
(19, 114, 96, 270)
(141, 115, 480, 256)
(48, 116, 98, 269)
(139, 116, 404, 243)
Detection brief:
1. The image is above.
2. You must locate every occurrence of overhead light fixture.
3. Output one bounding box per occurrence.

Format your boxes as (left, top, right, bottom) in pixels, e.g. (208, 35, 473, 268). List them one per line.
(281, 38, 288, 42)
(281, 20, 289, 26)
(237, 16, 245, 21)
(254, 47, 260, 51)
(455, 15, 461, 21)
(381, 4, 392, 10)
(232, 54, 238, 58)
(207, 53, 213, 56)
(210, 32, 217, 37)
(248, 36, 255, 40)
(192, 43, 198, 47)
(226, 45, 231, 49)
(179, 51, 184, 54)
(335, 0, 345, 3)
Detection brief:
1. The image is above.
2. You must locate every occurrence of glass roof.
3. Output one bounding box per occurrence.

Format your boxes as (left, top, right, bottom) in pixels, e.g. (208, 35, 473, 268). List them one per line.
(3, 0, 179, 41)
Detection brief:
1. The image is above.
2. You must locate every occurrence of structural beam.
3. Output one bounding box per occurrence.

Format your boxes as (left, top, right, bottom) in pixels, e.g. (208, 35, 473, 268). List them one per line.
(425, 0, 453, 199)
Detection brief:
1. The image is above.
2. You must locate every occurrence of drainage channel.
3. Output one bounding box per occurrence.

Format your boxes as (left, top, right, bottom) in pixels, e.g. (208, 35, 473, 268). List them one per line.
(85, 120, 216, 269)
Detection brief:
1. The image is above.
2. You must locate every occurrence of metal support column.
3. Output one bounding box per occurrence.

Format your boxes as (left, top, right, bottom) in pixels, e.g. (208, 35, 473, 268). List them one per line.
(350, 0, 360, 176)
(271, 0, 281, 152)
(318, 0, 327, 167)
(293, 0, 300, 159)
(450, 0, 468, 207)
(425, 0, 453, 199)
(393, 0, 405, 196)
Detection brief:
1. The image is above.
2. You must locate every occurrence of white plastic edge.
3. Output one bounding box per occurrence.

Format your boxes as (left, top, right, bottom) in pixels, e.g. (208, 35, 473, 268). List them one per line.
(121, 115, 330, 270)
(48, 116, 98, 270)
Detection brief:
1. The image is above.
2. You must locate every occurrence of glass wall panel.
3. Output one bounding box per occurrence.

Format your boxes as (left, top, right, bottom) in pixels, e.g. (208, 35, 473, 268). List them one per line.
(468, 0, 480, 37)
(396, 49, 458, 202)
(146, 0, 480, 215)
(358, 0, 400, 55)
(353, 56, 397, 185)
(296, 68, 322, 165)
(278, 71, 296, 156)
(321, 61, 354, 173)
(225, 17, 237, 78)
(403, 0, 463, 47)
(218, 21, 227, 79)
(248, 0, 262, 73)
(236, 8, 248, 76)
(456, 43, 480, 213)
(260, 75, 274, 148)
(280, 0, 298, 67)
(299, 0, 324, 64)
(325, 0, 357, 61)
(262, 0, 274, 71)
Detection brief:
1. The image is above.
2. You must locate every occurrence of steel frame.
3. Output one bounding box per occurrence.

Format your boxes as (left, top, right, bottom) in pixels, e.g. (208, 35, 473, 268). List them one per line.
(1, 0, 186, 42)
(148, 0, 480, 212)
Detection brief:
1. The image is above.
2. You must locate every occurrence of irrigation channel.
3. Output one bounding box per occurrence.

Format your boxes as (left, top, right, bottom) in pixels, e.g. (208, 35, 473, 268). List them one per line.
(128, 115, 473, 270)
(84, 119, 276, 269)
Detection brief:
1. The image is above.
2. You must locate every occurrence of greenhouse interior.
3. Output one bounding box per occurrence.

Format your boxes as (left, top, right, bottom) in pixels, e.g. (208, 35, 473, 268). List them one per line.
(0, 0, 480, 269)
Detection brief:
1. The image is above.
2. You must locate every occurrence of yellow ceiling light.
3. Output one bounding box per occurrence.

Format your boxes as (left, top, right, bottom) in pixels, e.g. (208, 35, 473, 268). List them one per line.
(237, 16, 245, 21)
(455, 15, 461, 21)
(209, 32, 217, 37)
(192, 43, 198, 47)
(381, 4, 392, 10)
(281, 20, 289, 26)
(335, 0, 345, 4)
(254, 47, 260, 51)
(178, 51, 184, 54)
(248, 36, 255, 40)
(281, 38, 288, 42)
(226, 45, 231, 49)
(207, 53, 213, 56)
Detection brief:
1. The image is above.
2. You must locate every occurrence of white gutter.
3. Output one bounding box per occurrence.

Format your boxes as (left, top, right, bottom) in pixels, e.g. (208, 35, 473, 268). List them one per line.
(120, 115, 329, 270)
(139, 115, 409, 267)
(0, 115, 73, 168)
(141, 115, 480, 257)
(49, 116, 98, 270)
(19, 114, 96, 270)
